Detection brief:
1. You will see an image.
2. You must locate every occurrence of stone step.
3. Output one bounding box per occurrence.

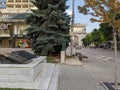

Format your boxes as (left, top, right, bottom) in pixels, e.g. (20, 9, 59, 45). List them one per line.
(0, 63, 58, 90)
(37, 63, 56, 90)
(48, 64, 60, 90)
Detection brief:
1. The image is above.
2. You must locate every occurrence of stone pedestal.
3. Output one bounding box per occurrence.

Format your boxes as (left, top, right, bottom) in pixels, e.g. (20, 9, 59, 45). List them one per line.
(61, 51, 65, 63)
(0, 56, 47, 89)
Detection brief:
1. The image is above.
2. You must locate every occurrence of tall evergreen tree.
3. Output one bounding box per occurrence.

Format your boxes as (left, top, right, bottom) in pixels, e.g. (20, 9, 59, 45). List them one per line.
(26, 0, 70, 55)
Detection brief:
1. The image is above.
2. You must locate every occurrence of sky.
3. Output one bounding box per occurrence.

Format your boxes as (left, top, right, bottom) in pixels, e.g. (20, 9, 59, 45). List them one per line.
(66, 0, 100, 33)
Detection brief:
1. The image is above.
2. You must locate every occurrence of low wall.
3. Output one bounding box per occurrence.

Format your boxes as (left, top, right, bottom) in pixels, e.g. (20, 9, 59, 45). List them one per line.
(0, 56, 46, 88)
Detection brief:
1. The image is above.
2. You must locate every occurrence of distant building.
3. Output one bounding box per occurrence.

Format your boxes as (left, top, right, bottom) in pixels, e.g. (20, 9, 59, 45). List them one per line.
(0, 0, 36, 13)
(71, 23, 87, 46)
(0, 13, 30, 48)
(0, 0, 6, 9)
(0, 0, 36, 48)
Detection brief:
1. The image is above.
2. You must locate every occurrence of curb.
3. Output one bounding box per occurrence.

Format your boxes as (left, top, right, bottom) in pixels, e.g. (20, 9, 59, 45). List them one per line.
(100, 81, 110, 90)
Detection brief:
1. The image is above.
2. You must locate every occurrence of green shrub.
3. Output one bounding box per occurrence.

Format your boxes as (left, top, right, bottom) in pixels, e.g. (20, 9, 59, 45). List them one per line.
(47, 57, 58, 63)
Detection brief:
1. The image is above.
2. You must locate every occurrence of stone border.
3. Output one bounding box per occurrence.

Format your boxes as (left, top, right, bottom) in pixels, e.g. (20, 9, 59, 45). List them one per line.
(100, 81, 120, 90)
(0, 56, 46, 67)
(0, 56, 47, 89)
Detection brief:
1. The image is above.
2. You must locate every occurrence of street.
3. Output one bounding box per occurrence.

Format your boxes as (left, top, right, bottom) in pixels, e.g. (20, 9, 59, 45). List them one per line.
(80, 48, 120, 82)
(0, 48, 120, 90)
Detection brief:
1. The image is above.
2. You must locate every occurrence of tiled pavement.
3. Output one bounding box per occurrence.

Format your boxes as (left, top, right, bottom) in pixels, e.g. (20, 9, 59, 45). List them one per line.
(58, 65, 105, 90)
(65, 57, 83, 66)
(58, 46, 106, 90)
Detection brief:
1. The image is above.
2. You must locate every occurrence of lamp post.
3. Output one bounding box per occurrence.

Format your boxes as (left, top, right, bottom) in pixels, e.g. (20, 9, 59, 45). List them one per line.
(70, 0, 75, 56)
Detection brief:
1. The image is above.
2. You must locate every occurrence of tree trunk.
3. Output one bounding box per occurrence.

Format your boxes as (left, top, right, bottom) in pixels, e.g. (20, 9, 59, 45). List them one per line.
(113, 28, 119, 90)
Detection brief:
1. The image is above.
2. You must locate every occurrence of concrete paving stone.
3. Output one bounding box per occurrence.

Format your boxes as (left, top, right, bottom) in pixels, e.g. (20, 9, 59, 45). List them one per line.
(65, 57, 83, 66)
(58, 65, 105, 90)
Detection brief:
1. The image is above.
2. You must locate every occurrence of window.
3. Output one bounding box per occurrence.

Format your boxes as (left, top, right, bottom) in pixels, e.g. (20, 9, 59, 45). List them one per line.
(7, 4, 14, 8)
(8, 0, 14, 2)
(22, 0, 28, 2)
(15, 5, 21, 8)
(0, 23, 8, 30)
(22, 4, 28, 8)
(16, 0, 21, 2)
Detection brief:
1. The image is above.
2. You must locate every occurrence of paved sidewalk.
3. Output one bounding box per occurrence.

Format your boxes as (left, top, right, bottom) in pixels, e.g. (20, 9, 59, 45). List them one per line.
(58, 46, 105, 90)
(65, 57, 83, 66)
(65, 46, 83, 66)
(58, 65, 105, 90)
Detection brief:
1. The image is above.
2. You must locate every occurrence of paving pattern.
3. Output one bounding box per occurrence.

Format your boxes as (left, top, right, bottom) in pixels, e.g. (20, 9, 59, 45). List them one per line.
(79, 48, 120, 82)
(58, 65, 105, 90)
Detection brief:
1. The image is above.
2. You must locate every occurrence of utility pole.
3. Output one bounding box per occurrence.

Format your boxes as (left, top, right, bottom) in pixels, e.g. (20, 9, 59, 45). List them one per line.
(70, 0, 75, 56)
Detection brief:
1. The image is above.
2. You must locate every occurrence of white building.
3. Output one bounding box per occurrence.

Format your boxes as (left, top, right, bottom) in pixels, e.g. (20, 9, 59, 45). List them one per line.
(0, 0, 36, 13)
(71, 23, 87, 46)
(0, 0, 35, 47)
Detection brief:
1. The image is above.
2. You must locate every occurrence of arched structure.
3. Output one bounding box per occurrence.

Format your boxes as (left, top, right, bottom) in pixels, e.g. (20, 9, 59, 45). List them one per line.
(71, 23, 87, 46)
(73, 35, 79, 46)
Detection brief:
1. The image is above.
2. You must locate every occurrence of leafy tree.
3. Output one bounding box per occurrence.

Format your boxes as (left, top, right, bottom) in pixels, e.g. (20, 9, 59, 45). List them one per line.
(99, 14, 120, 44)
(115, 13, 120, 43)
(91, 29, 102, 45)
(26, 0, 70, 55)
(82, 33, 92, 46)
(115, 13, 120, 21)
(100, 31, 107, 43)
(83, 28, 108, 47)
(99, 23, 113, 41)
(78, 0, 120, 88)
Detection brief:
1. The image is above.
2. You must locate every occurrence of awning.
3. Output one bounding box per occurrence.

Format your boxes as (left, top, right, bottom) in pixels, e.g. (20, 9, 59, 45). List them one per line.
(0, 34, 10, 37)
(0, 13, 29, 22)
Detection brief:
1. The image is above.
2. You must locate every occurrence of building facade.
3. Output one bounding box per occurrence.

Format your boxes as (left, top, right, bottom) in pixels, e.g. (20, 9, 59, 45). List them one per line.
(0, 0, 35, 13)
(0, 0, 35, 48)
(0, 1, 87, 48)
(0, 13, 30, 48)
(71, 23, 87, 46)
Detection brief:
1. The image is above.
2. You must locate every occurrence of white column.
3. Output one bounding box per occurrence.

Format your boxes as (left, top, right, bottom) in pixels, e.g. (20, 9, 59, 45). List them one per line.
(14, 25, 17, 34)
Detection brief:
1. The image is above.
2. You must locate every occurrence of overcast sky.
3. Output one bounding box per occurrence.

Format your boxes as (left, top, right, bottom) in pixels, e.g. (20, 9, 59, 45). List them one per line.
(66, 0, 100, 33)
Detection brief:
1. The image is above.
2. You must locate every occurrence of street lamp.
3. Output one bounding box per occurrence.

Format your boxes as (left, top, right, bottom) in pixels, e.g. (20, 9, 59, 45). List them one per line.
(70, 0, 75, 56)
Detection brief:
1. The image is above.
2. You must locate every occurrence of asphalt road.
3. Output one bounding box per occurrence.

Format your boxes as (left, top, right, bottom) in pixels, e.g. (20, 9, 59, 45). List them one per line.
(79, 48, 120, 82)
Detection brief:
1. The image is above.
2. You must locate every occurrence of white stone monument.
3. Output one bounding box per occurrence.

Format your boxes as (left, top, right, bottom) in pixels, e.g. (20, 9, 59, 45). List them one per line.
(0, 56, 59, 90)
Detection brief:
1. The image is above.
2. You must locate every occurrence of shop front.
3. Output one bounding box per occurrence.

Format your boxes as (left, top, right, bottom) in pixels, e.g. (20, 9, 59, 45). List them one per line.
(0, 37, 9, 48)
(0, 13, 30, 48)
(0, 22, 11, 48)
(11, 34, 30, 48)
